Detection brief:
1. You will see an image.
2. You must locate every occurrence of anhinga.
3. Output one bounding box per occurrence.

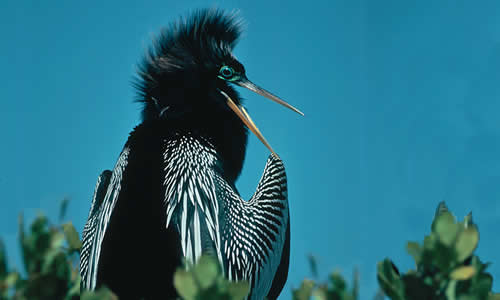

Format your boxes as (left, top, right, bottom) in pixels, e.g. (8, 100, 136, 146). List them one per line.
(80, 8, 302, 300)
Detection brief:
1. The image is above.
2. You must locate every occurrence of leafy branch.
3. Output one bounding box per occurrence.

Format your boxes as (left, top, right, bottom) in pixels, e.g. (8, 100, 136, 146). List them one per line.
(0, 201, 498, 299)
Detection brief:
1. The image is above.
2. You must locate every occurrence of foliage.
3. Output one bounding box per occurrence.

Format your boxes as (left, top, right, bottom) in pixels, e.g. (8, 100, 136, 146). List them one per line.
(377, 202, 500, 300)
(174, 255, 249, 300)
(0, 200, 116, 300)
(0, 214, 80, 299)
(0, 201, 498, 299)
(292, 269, 359, 300)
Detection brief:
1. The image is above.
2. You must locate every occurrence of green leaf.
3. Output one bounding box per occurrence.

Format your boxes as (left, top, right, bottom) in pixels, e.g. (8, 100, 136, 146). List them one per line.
(463, 212, 474, 228)
(65, 274, 81, 300)
(423, 234, 437, 250)
(62, 222, 82, 251)
(227, 281, 250, 300)
(457, 296, 481, 300)
(59, 197, 70, 222)
(455, 227, 479, 263)
(329, 271, 347, 291)
(311, 287, 327, 300)
(193, 255, 219, 289)
(445, 279, 457, 300)
(51, 231, 65, 250)
(18, 213, 31, 273)
(174, 269, 198, 300)
(5, 272, 19, 287)
(406, 242, 422, 266)
(30, 214, 49, 235)
(450, 266, 476, 280)
(471, 273, 493, 297)
(434, 201, 449, 218)
(434, 212, 459, 246)
(489, 293, 500, 300)
(432, 241, 456, 271)
(352, 269, 360, 300)
(81, 287, 118, 300)
(293, 279, 315, 300)
(41, 248, 63, 274)
(376, 259, 404, 300)
(308, 254, 318, 278)
(402, 273, 434, 300)
(0, 240, 7, 280)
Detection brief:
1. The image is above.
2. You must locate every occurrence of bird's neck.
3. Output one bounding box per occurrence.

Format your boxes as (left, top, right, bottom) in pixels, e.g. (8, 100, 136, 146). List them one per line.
(137, 110, 248, 183)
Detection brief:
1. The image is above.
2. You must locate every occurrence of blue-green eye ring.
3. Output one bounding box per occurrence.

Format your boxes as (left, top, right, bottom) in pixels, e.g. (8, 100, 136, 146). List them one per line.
(219, 66, 234, 79)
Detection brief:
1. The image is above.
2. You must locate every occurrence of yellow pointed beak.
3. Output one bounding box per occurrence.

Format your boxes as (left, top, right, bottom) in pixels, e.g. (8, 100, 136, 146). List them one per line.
(218, 83, 302, 155)
(234, 78, 304, 116)
(219, 89, 276, 154)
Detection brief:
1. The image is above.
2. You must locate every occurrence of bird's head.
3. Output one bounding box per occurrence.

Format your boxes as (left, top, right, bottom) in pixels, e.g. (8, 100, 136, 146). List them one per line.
(135, 9, 302, 155)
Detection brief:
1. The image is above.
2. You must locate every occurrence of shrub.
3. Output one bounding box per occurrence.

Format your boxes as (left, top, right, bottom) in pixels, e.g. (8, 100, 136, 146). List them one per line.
(0, 201, 498, 299)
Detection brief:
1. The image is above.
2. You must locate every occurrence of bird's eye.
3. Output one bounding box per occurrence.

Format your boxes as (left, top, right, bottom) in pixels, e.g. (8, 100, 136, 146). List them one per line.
(219, 66, 234, 79)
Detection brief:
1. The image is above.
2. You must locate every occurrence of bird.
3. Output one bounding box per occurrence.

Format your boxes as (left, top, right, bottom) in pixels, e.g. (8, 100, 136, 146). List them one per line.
(80, 8, 302, 300)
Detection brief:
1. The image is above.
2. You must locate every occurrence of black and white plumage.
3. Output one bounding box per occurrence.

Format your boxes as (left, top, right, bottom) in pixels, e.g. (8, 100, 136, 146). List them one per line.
(80, 8, 300, 300)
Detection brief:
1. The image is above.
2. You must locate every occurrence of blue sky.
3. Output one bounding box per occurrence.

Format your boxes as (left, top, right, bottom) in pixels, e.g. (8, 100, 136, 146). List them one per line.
(1, 0, 500, 298)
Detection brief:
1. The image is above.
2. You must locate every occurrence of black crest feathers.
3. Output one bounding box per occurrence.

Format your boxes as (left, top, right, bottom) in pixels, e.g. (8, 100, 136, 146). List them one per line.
(134, 8, 244, 116)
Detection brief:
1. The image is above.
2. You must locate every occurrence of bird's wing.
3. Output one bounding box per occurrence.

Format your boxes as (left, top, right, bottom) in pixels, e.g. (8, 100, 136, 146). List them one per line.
(219, 154, 289, 300)
(160, 138, 289, 299)
(80, 148, 130, 290)
(265, 218, 290, 300)
(80, 169, 112, 286)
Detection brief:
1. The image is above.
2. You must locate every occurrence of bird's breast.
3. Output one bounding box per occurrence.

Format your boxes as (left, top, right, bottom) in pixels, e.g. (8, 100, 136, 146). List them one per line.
(161, 133, 227, 265)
